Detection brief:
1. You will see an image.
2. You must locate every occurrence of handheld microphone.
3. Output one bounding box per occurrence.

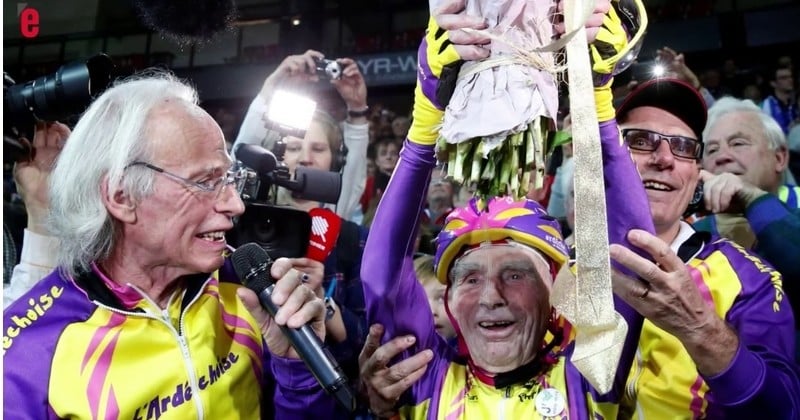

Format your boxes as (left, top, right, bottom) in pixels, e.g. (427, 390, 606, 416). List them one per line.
(306, 208, 342, 262)
(231, 243, 356, 412)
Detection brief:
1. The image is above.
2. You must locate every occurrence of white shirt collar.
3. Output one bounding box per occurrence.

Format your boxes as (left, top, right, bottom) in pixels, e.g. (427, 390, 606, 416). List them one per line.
(669, 221, 696, 255)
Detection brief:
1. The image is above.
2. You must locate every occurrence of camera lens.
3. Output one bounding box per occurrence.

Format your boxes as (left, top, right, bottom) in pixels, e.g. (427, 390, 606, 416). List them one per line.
(227, 204, 312, 259)
(4, 54, 113, 163)
(326, 62, 342, 80)
(5, 54, 113, 124)
(314, 58, 342, 80)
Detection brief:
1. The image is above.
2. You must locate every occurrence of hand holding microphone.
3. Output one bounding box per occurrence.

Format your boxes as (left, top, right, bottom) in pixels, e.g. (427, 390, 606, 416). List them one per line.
(233, 243, 356, 412)
(286, 257, 325, 297)
(234, 251, 325, 359)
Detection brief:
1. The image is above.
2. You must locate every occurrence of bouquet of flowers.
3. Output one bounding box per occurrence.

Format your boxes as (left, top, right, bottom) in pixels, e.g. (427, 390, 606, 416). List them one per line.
(434, 0, 565, 199)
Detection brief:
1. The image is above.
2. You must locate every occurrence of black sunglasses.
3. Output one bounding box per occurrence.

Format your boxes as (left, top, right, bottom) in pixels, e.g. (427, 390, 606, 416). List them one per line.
(622, 128, 703, 160)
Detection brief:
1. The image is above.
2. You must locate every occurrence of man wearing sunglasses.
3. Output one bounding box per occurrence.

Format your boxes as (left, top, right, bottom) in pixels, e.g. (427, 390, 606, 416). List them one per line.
(614, 78, 798, 418)
(358, 32, 798, 420)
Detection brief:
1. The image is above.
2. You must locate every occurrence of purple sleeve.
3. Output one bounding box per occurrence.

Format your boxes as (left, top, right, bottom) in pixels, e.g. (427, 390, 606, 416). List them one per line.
(3, 272, 94, 420)
(598, 120, 653, 399)
(360, 140, 454, 404)
(271, 355, 346, 419)
(703, 246, 800, 418)
(599, 120, 656, 266)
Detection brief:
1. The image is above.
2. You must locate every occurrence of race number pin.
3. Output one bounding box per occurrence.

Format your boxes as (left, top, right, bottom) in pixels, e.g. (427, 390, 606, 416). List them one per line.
(534, 388, 566, 417)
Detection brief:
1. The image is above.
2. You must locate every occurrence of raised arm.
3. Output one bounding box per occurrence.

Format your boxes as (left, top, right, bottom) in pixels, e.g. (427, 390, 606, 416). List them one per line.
(360, 0, 490, 351)
(360, 140, 438, 347)
(337, 117, 368, 220)
(331, 57, 370, 219)
(5, 122, 70, 308)
(697, 170, 800, 282)
(232, 50, 330, 155)
(587, 0, 654, 398)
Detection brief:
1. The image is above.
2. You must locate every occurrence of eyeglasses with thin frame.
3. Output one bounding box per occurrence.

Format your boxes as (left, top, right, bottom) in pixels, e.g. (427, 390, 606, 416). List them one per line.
(622, 128, 704, 160)
(126, 161, 248, 199)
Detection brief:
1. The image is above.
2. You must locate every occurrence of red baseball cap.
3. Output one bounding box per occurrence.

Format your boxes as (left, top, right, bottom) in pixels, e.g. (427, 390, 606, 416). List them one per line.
(616, 78, 708, 140)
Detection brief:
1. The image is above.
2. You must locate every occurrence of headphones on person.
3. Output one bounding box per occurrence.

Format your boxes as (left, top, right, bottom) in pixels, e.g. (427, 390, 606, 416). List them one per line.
(330, 140, 348, 173)
(270, 134, 347, 173)
(267, 109, 348, 173)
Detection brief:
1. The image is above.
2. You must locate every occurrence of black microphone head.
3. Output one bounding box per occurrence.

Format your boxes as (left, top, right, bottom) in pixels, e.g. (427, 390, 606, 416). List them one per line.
(293, 166, 342, 204)
(231, 243, 272, 292)
(133, 0, 238, 45)
(235, 143, 279, 175)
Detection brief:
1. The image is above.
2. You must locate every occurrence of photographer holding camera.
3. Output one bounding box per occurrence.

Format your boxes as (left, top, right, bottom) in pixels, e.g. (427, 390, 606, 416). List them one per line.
(235, 49, 369, 222)
(233, 49, 370, 416)
(3, 55, 113, 307)
(3, 121, 70, 308)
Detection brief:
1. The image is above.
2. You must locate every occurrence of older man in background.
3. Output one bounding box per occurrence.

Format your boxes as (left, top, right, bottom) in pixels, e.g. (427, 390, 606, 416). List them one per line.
(695, 96, 800, 360)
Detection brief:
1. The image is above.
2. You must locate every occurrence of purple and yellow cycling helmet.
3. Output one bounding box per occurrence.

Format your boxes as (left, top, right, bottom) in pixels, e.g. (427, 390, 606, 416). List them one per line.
(434, 196, 570, 284)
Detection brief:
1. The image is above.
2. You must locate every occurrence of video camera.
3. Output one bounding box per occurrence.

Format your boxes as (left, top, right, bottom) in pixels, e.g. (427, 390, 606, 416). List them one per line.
(227, 89, 343, 259)
(235, 143, 342, 205)
(4, 54, 114, 163)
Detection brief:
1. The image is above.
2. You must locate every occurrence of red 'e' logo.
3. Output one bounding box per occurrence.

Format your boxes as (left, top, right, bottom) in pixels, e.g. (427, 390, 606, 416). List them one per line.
(20, 7, 40, 38)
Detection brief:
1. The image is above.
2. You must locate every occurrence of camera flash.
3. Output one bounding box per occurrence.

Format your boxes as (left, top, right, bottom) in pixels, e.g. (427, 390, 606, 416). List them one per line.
(267, 90, 317, 138)
(652, 64, 665, 78)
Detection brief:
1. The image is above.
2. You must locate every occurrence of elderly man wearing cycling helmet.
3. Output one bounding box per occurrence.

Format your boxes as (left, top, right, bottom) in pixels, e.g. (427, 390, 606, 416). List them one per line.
(358, 1, 655, 418)
(361, 0, 800, 417)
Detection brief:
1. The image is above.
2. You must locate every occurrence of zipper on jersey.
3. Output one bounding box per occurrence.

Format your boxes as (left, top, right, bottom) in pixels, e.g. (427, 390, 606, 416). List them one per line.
(498, 386, 512, 420)
(93, 277, 212, 420)
(625, 347, 644, 403)
(175, 278, 212, 420)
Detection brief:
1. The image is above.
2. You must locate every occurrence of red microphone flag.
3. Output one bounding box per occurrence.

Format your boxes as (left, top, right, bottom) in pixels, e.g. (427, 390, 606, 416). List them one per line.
(306, 207, 342, 262)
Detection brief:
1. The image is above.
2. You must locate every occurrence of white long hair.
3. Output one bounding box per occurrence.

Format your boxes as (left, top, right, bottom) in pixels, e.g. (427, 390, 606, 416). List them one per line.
(49, 70, 198, 276)
(703, 96, 794, 185)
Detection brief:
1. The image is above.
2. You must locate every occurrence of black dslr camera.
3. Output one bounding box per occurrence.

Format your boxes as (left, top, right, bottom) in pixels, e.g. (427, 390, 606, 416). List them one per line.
(314, 57, 342, 80)
(4, 54, 113, 163)
(4, 54, 113, 162)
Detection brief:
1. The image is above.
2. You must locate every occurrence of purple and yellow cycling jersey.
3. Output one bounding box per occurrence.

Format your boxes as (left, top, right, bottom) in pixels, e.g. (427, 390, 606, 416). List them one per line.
(3, 263, 336, 419)
(622, 233, 799, 419)
(362, 120, 800, 419)
(361, 132, 655, 419)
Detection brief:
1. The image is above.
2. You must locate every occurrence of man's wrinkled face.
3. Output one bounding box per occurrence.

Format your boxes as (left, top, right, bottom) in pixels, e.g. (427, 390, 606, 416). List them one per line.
(703, 111, 786, 193)
(448, 245, 551, 374)
(620, 106, 700, 234)
(123, 104, 245, 277)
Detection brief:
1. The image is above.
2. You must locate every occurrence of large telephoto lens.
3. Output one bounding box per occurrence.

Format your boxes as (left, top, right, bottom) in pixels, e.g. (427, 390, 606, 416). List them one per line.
(5, 53, 113, 124)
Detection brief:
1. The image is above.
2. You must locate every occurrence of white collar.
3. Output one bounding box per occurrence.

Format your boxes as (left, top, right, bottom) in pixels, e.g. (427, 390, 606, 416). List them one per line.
(669, 221, 696, 255)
